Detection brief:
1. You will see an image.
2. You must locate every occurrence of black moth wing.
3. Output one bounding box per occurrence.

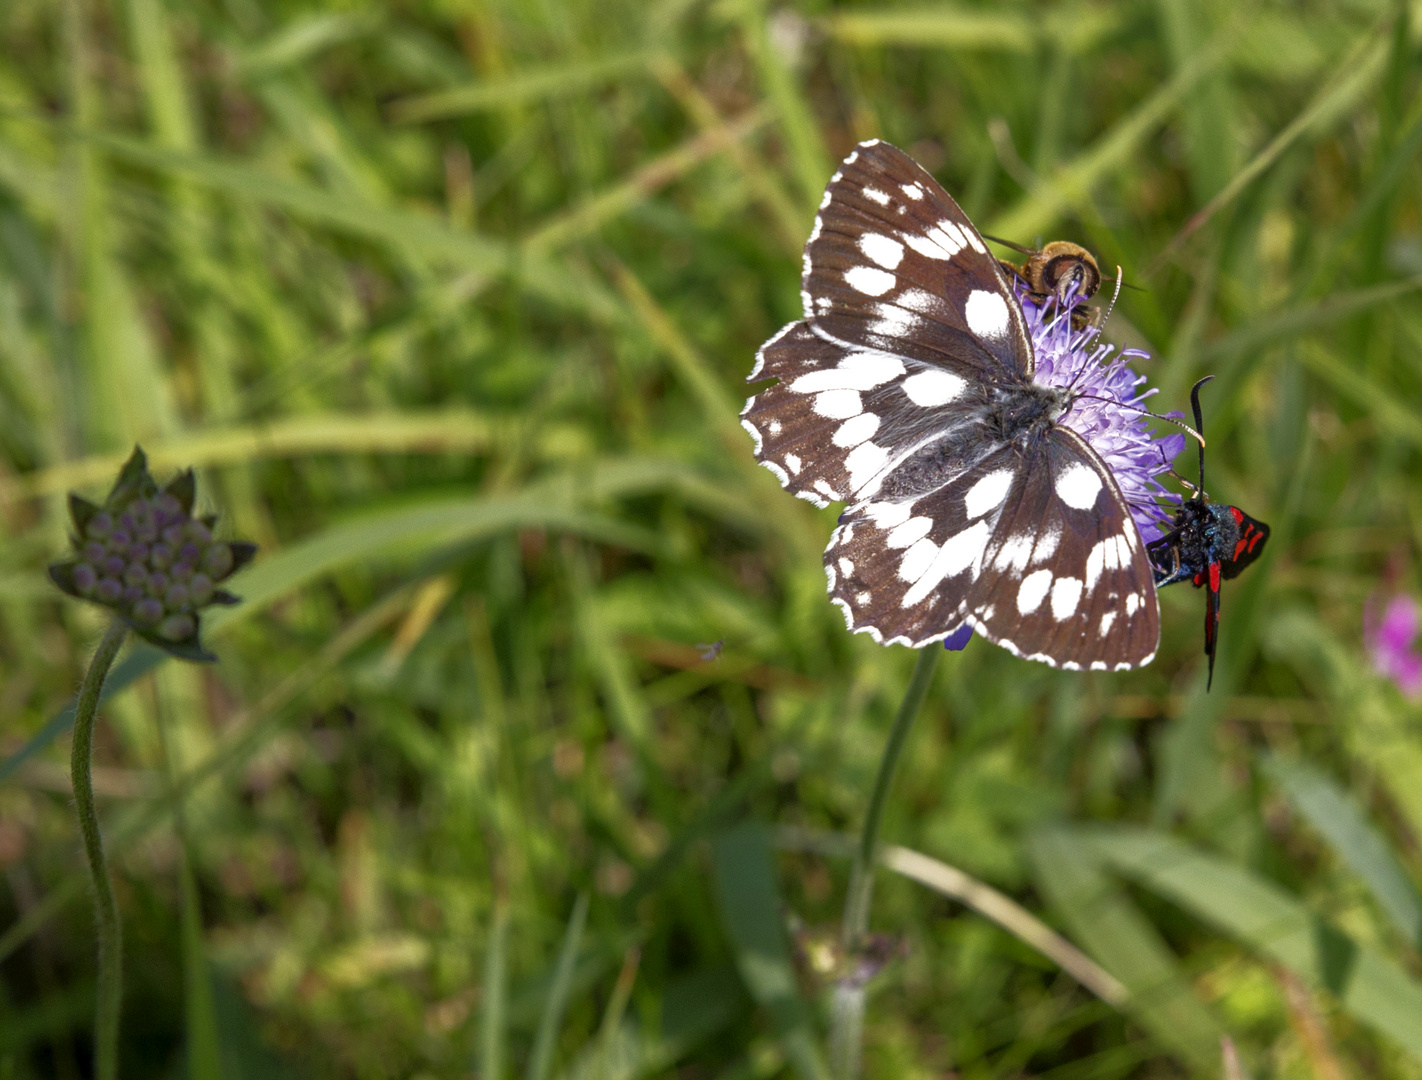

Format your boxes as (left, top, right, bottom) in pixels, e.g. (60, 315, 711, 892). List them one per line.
(1220, 508, 1269, 581)
(827, 429, 1160, 669)
(743, 321, 991, 507)
(802, 140, 1033, 382)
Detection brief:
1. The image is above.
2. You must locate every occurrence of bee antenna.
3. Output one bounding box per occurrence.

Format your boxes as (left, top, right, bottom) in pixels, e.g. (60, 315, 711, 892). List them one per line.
(1190, 375, 1213, 501)
(981, 232, 1035, 256)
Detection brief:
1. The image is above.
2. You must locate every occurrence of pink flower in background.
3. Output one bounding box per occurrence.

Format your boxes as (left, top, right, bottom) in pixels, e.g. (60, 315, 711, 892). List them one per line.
(1365, 594, 1422, 697)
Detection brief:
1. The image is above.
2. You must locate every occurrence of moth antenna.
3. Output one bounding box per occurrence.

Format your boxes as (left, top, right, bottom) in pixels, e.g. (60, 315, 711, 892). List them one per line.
(1189, 375, 1213, 502)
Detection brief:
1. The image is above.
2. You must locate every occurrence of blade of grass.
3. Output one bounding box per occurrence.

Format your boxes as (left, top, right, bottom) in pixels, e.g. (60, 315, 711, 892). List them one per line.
(775, 827, 1128, 1006)
(736, 0, 830, 211)
(1264, 755, 1422, 949)
(525, 891, 590, 1080)
(1088, 825, 1422, 1058)
(988, 26, 1232, 242)
(0, 583, 412, 966)
(393, 50, 657, 123)
(524, 105, 771, 255)
(1027, 825, 1223, 1073)
(711, 823, 830, 1080)
(824, 7, 1035, 52)
(480, 902, 510, 1080)
(4, 409, 585, 502)
(82, 131, 624, 324)
(1148, 19, 1392, 275)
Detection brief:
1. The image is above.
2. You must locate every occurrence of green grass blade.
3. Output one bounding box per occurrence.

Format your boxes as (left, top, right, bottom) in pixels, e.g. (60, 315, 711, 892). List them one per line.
(393, 51, 657, 123)
(180, 851, 224, 1080)
(1027, 825, 1223, 1074)
(1088, 826, 1422, 1060)
(85, 133, 624, 324)
(710, 824, 829, 1080)
(1264, 756, 1422, 949)
(481, 903, 510, 1080)
(988, 28, 1231, 241)
(525, 892, 590, 1080)
(824, 7, 1035, 52)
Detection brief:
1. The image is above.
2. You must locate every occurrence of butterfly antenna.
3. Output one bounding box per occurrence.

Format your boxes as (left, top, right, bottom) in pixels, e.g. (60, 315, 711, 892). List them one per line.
(1097, 266, 1125, 329)
(1190, 375, 1213, 501)
(1071, 395, 1207, 451)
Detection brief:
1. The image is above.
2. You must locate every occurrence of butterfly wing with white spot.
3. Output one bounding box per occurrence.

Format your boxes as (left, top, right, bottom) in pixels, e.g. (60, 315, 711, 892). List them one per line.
(826, 443, 1023, 646)
(802, 140, 1032, 380)
(744, 321, 990, 506)
(964, 430, 1160, 669)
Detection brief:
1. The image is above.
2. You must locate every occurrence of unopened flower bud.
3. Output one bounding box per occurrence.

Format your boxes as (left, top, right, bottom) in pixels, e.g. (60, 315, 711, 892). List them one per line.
(87, 512, 113, 538)
(188, 574, 213, 605)
(95, 578, 122, 603)
(164, 584, 190, 611)
(171, 562, 193, 582)
(83, 541, 106, 563)
(132, 598, 163, 625)
(127, 543, 149, 563)
(155, 494, 181, 517)
(183, 521, 212, 545)
(123, 564, 148, 588)
(202, 545, 234, 578)
(73, 564, 97, 594)
(162, 524, 184, 547)
(158, 614, 195, 642)
(179, 542, 200, 564)
(103, 556, 125, 577)
(150, 543, 172, 569)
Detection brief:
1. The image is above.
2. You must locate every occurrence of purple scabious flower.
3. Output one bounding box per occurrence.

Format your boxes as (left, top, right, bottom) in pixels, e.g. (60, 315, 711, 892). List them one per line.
(1365, 593, 1422, 697)
(1022, 287, 1186, 542)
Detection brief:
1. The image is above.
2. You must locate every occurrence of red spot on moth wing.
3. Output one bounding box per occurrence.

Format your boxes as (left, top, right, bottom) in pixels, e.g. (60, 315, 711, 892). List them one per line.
(1234, 538, 1247, 560)
(1229, 506, 1244, 524)
(1247, 529, 1264, 552)
(1209, 562, 1221, 590)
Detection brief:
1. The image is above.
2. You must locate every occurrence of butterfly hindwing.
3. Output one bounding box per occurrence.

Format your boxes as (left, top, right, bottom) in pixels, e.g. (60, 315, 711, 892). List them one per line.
(825, 443, 1021, 647)
(965, 429, 1160, 670)
(802, 140, 1032, 381)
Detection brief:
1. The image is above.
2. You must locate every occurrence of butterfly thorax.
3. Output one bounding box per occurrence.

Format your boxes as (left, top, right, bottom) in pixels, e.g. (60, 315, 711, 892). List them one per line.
(985, 381, 1073, 445)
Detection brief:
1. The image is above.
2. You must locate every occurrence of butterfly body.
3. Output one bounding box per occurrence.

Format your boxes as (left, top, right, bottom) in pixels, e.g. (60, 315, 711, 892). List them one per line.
(1145, 379, 1270, 687)
(744, 140, 1166, 670)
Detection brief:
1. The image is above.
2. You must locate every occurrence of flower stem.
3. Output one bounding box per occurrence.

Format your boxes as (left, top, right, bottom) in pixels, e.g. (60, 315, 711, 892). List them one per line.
(830, 645, 940, 1079)
(71, 617, 128, 1080)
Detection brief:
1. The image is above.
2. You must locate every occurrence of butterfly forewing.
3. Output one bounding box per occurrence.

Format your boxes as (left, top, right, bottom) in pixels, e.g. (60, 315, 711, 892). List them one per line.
(802, 141, 1032, 381)
(743, 321, 989, 507)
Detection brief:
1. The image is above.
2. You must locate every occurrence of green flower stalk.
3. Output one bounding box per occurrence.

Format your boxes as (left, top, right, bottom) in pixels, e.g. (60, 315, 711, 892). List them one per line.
(49, 447, 254, 1080)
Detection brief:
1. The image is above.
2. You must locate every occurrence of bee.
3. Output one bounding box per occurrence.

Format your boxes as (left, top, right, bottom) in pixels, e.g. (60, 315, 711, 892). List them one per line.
(986, 236, 1110, 331)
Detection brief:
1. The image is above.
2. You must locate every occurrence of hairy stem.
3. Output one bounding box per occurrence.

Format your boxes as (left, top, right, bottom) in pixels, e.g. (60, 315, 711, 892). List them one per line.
(71, 618, 128, 1080)
(830, 646, 940, 1079)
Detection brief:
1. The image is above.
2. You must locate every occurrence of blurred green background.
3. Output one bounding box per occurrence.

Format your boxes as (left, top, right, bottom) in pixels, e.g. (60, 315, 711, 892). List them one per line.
(3, 0, 1422, 1076)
